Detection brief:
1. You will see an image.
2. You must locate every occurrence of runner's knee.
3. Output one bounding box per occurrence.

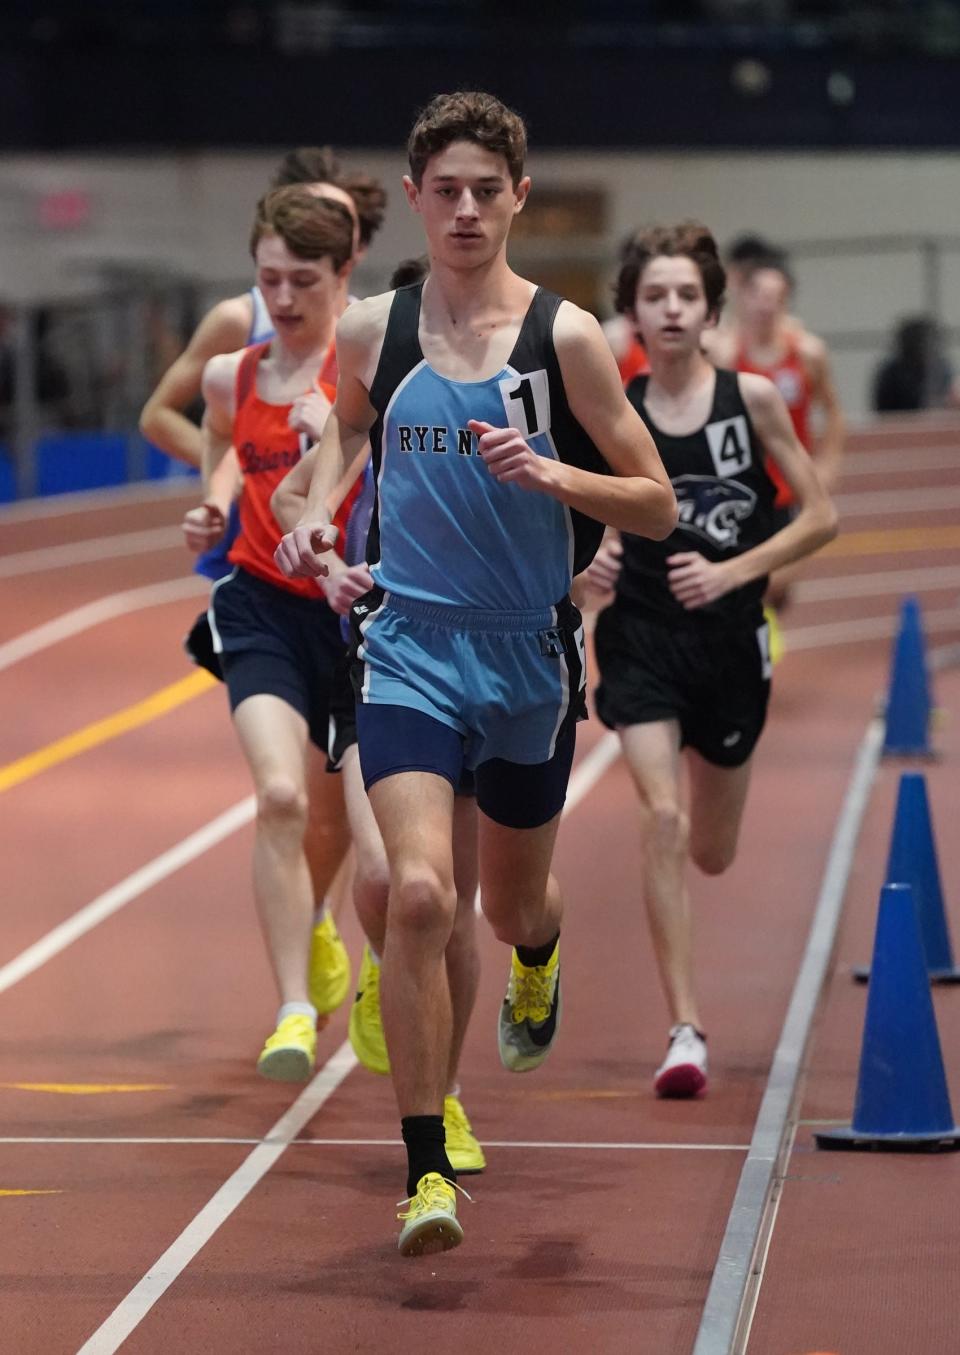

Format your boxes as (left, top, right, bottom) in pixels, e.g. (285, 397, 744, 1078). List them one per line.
(641, 800, 689, 859)
(257, 775, 308, 829)
(391, 866, 456, 939)
(690, 835, 737, 876)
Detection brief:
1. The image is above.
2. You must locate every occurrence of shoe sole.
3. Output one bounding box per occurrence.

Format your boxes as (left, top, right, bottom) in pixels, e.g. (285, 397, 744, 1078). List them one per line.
(257, 1047, 313, 1083)
(398, 1213, 464, 1258)
(446, 1154, 486, 1174)
(654, 1063, 707, 1099)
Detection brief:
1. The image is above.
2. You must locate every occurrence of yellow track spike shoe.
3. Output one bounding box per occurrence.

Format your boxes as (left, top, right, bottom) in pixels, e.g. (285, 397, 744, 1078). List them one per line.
(349, 944, 390, 1075)
(443, 1095, 486, 1175)
(308, 912, 351, 1016)
(256, 1013, 316, 1083)
(396, 1173, 467, 1257)
(498, 942, 561, 1072)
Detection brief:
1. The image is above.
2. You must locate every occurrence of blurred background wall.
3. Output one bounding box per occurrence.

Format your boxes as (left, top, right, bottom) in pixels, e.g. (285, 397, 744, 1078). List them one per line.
(1, 0, 959, 500)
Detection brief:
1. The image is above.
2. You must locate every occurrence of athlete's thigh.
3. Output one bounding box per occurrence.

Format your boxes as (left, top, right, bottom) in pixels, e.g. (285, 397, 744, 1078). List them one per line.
(686, 747, 754, 868)
(618, 718, 684, 808)
(306, 744, 347, 829)
(477, 809, 561, 916)
(452, 793, 479, 907)
(232, 692, 309, 793)
(342, 744, 388, 877)
(368, 770, 456, 886)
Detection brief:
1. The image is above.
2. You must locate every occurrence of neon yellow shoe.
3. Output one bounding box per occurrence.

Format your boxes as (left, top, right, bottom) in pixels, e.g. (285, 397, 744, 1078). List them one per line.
(256, 1014, 316, 1083)
(396, 1173, 466, 1257)
(443, 1094, 486, 1174)
(763, 604, 785, 666)
(308, 912, 351, 1016)
(349, 944, 390, 1075)
(498, 942, 561, 1072)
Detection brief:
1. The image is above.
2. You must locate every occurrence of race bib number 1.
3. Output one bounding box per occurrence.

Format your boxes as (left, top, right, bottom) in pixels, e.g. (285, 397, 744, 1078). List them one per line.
(499, 369, 550, 438)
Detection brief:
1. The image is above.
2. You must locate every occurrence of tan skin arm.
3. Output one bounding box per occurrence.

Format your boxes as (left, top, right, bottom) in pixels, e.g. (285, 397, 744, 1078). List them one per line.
(471, 305, 677, 539)
(665, 372, 838, 611)
(139, 295, 252, 468)
(801, 334, 846, 493)
(181, 351, 241, 553)
(274, 300, 382, 579)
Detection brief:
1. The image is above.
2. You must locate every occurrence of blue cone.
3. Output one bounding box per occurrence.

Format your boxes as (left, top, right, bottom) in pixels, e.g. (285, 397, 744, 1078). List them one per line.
(882, 596, 932, 757)
(819, 883, 960, 1151)
(853, 772, 960, 983)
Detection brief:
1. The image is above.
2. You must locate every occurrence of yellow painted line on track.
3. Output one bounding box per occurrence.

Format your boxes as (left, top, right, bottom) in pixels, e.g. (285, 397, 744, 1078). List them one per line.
(822, 525, 960, 557)
(0, 1188, 62, 1197)
(0, 1083, 173, 1095)
(0, 669, 216, 795)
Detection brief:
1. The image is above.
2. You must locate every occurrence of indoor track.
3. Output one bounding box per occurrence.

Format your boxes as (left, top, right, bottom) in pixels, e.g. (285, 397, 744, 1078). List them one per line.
(1, 414, 957, 1355)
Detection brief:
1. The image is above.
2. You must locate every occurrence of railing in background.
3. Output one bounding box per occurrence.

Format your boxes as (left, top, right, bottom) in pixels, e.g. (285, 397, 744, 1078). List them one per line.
(2, 234, 958, 504)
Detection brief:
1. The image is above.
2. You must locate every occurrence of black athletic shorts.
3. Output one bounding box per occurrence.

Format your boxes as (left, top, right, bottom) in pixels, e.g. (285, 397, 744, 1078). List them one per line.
(594, 604, 772, 768)
(327, 654, 477, 795)
(204, 567, 345, 750)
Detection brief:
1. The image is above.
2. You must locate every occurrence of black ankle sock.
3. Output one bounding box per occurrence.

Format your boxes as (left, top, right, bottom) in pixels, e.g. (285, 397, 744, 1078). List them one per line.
(515, 931, 560, 970)
(401, 1114, 455, 1198)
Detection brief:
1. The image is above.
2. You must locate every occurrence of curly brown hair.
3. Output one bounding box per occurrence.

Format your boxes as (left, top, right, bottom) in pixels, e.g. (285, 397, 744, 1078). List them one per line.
(339, 169, 388, 248)
(249, 186, 355, 272)
(271, 146, 342, 189)
(407, 91, 527, 187)
(615, 222, 726, 320)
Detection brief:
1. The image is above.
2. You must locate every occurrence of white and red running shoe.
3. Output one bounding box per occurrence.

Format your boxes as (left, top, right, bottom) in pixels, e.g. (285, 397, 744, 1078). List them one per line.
(654, 1023, 708, 1098)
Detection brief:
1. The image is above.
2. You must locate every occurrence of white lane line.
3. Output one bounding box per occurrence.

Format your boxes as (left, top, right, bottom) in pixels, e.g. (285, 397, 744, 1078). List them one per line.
(75, 1042, 358, 1355)
(0, 526, 184, 578)
(0, 1135, 750, 1152)
(0, 798, 254, 997)
(691, 716, 885, 1355)
(565, 730, 619, 811)
(834, 484, 960, 517)
(840, 447, 960, 477)
(0, 576, 207, 673)
(784, 606, 959, 652)
(794, 564, 960, 603)
(0, 479, 195, 523)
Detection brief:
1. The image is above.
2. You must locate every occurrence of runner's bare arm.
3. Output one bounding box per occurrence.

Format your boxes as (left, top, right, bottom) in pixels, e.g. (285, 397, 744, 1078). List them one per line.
(181, 351, 241, 552)
(803, 335, 846, 493)
(139, 295, 252, 468)
(274, 299, 384, 579)
(472, 304, 676, 539)
(725, 373, 837, 582)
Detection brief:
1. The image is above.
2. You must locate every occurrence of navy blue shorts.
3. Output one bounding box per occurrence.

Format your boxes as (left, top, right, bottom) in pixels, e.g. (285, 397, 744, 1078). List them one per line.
(207, 567, 345, 749)
(327, 656, 475, 794)
(356, 702, 575, 829)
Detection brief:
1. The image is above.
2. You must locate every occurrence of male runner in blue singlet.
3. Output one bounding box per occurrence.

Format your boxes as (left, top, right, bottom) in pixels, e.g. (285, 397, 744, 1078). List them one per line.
(275, 91, 677, 1257)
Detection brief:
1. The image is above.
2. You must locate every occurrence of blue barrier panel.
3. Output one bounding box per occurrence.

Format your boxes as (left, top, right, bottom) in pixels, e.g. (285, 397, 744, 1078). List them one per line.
(36, 433, 129, 496)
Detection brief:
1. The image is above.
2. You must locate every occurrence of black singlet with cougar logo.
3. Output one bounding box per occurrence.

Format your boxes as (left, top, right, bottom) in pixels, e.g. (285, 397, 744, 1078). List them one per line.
(618, 368, 778, 624)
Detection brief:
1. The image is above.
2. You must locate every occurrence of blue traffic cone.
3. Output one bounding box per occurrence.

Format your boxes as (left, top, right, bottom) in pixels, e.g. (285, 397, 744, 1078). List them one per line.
(853, 772, 960, 983)
(819, 883, 960, 1151)
(882, 596, 932, 757)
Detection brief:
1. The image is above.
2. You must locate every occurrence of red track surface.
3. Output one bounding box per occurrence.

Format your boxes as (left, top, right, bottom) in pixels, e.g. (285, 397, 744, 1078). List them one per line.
(0, 419, 957, 1355)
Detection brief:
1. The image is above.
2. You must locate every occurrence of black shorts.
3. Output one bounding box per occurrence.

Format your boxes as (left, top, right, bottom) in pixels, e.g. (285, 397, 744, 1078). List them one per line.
(206, 567, 345, 749)
(327, 655, 477, 795)
(594, 604, 772, 768)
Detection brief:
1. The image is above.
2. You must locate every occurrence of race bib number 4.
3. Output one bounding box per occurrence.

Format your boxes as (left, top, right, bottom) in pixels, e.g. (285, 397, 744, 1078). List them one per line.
(705, 415, 752, 478)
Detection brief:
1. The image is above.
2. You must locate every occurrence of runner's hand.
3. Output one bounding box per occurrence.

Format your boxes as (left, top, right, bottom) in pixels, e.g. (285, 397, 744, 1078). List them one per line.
(582, 536, 623, 596)
(274, 522, 338, 578)
(469, 419, 553, 492)
(666, 551, 732, 609)
(323, 562, 374, 615)
(182, 502, 226, 554)
(288, 390, 334, 442)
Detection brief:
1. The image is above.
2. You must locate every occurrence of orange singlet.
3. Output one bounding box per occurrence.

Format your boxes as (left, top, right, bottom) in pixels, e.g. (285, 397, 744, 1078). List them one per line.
(228, 341, 360, 595)
(734, 336, 812, 507)
(618, 334, 650, 386)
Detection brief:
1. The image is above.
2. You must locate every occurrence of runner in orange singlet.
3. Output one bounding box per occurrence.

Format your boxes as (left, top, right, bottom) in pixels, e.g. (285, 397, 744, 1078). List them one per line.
(182, 187, 357, 1082)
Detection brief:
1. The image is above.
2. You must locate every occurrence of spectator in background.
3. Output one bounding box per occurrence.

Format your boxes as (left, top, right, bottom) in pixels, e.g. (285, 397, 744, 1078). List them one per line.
(872, 315, 960, 413)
